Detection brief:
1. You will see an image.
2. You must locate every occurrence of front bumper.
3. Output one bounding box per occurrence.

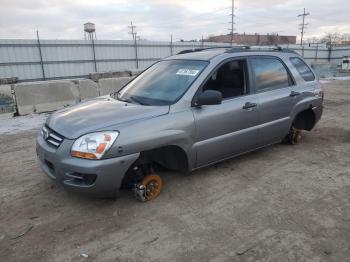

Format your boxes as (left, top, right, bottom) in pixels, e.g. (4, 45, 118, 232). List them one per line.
(36, 133, 139, 196)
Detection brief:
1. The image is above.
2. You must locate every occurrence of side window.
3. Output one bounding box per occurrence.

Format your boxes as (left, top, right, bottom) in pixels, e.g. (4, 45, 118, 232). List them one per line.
(251, 57, 291, 92)
(202, 59, 248, 99)
(290, 57, 315, 82)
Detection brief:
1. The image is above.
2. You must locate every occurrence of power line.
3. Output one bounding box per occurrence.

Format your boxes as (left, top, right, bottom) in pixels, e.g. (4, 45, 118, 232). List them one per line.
(298, 8, 310, 46)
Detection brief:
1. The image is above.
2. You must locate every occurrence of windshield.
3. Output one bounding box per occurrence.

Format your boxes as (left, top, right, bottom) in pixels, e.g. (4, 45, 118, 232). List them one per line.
(115, 59, 208, 106)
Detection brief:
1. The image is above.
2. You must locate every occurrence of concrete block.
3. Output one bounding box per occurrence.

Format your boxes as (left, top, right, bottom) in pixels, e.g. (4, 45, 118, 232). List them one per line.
(0, 84, 12, 97)
(0, 112, 14, 119)
(76, 79, 99, 101)
(0, 85, 15, 115)
(0, 77, 17, 85)
(130, 69, 143, 76)
(89, 70, 131, 82)
(14, 80, 80, 115)
(99, 77, 132, 96)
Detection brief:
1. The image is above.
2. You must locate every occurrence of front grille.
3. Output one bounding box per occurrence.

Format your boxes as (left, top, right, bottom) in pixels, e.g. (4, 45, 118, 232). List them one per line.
(41, 125, 64, 148)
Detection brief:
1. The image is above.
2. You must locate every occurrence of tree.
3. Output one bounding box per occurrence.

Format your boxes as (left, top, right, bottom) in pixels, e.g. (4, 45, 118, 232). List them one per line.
(305, 37, 321, 44)
(321, 32, 341, 47)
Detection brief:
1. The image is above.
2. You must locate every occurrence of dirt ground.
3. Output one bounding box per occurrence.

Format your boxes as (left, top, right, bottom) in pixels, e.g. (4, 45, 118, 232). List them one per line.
(0, 80, 349, 262)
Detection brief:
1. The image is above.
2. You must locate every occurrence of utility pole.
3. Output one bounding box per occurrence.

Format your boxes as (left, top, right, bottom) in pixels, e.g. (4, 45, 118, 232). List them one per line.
(298, 8, 310, 46)
(128, 21, 137, 41)
(36, 30, 46, 80)
(229, 0, 235, 46)
(170, 34, 173, 56)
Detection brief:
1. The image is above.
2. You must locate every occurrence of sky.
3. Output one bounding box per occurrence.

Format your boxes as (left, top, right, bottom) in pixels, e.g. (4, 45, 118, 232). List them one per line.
(0, 0, 348, 41)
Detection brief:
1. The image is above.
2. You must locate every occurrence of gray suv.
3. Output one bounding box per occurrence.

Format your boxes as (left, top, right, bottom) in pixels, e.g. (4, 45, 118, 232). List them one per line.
(36, 47, 323, 201)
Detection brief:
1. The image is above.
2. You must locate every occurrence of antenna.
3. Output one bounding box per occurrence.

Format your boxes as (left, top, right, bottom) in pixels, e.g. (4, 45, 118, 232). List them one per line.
(298, 8, 310, 46)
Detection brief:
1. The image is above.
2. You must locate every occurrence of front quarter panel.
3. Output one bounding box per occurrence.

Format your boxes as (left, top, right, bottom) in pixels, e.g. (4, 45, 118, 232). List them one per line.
(104, 109, 197, 170)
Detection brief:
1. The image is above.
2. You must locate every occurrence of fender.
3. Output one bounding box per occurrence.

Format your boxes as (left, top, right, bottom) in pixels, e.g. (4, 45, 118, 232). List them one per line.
(104, 111, 197, 170)
(289, 95, 321, 123)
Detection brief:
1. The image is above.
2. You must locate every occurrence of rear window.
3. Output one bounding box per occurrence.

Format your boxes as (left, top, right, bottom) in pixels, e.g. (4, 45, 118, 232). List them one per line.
(290, 57, 315, 82)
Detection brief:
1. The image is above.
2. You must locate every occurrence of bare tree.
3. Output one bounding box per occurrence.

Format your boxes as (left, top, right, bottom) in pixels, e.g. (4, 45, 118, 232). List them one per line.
(340, 33, 350, 43)
(321, 32, 341, 47)
(305, 37, 321, 44)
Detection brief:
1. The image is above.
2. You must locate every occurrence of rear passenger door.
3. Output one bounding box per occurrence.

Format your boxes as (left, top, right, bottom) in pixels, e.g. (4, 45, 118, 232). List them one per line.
(249, 56, 295, 145)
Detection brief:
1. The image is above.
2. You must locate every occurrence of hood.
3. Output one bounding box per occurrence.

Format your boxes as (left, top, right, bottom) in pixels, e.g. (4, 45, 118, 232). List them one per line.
(46, 96, 169, 139)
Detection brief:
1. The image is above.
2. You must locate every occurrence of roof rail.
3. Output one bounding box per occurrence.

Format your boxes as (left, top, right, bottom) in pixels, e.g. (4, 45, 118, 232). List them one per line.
(176, 46, 230, 55)
(176, 45, 299, 55)
(225, 46, 298, 54)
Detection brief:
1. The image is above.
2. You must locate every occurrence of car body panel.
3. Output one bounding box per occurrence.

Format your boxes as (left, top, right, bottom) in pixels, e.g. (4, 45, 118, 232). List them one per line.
(192, 94, 260, 166)
(46, 96, 169, 139)
(36, 133, 140, 196)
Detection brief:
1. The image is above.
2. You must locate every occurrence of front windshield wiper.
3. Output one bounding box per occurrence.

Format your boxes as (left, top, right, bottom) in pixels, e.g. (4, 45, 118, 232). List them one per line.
(128, 96, 150, 106)
(113, 92, 149, 105)
(113, 91, 131, 103)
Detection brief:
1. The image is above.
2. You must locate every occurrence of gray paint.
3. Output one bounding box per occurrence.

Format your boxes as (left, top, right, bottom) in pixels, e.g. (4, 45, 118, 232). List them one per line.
(36, 48, 323, 195)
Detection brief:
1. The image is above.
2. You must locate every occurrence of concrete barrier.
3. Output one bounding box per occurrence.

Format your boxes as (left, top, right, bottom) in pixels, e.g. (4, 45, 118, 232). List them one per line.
(14, 80, 80, 115)
(0, 85, 15, 118)
(89, 70, 131, 82)
(130, 69, 143, 76)
(74, 79, 99, 101)
(99, 77, 132, 96)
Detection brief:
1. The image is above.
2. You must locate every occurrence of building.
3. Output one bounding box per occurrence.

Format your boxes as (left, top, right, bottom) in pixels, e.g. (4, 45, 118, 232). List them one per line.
(206, 33, 297, 45)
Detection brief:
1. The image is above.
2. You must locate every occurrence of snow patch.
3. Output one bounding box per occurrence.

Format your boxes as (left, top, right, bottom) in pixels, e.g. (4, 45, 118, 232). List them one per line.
(322, 76, 350, 81)
(0, 113, 48, 135)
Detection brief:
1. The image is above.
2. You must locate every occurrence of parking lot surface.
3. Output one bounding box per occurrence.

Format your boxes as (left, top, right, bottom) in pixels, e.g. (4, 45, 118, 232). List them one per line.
(0, 80, 349, 261)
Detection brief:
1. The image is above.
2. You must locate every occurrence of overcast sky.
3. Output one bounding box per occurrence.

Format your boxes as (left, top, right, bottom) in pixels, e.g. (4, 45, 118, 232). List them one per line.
(0, 0, 348, 41)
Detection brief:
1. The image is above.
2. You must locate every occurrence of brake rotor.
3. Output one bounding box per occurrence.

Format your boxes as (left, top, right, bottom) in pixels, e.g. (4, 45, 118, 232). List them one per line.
(141, 174, 163, 201)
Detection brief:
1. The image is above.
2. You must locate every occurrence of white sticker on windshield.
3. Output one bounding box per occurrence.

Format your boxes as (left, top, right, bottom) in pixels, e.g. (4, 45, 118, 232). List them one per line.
(176, 69, 200, 76)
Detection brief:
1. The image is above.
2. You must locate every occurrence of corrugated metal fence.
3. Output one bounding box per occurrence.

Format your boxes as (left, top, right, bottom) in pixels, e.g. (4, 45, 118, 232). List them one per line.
(0, 39, 349, 82)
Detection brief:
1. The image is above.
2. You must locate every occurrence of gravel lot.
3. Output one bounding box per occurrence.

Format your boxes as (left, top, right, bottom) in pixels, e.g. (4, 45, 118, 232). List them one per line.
(0, 80, 349, 262)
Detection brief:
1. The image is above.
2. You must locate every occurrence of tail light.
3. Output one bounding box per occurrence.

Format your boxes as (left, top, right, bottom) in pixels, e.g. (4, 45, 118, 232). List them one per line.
(314, 87, 324, 101)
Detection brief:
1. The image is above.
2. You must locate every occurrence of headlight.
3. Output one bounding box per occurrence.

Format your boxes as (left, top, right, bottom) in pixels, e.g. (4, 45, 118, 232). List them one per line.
(71, 131, 119, 160)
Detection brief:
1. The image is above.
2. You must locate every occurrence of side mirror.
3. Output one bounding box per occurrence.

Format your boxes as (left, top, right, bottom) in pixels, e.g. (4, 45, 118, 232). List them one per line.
(195, 90, 222, 106)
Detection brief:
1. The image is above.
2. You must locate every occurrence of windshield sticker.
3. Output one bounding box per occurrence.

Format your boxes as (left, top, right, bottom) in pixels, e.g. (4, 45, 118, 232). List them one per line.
(176, 69, 200, 76)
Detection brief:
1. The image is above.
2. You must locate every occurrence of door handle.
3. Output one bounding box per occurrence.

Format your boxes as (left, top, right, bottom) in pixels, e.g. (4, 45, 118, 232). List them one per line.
(243, 102, 257, 110)
(290, 91, 301, 97)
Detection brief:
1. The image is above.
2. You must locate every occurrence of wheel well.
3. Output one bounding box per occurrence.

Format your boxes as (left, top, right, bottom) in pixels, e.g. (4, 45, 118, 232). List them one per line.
(139, 145, 189, 172)
(293, 108, 316, 131)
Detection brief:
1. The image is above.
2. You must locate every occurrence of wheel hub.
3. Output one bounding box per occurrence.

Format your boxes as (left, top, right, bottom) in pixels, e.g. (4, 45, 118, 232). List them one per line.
(133, 174, 163, 202)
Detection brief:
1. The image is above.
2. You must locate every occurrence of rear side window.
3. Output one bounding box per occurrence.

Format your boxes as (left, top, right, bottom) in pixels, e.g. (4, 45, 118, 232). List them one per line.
(290, 57, 315, 82)
(251, 57, 291, 92)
